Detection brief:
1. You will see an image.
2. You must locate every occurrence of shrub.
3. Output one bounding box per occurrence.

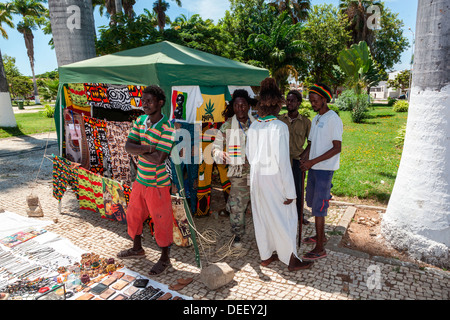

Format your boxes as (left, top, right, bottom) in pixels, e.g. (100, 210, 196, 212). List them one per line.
(335, 90, 369, 123)
(40, 104, 55, 118)
(387, 97, 397, 106)
(393, 100, 409, 112)
(395, 124, 407, 148)
(335, 90, 355, 111)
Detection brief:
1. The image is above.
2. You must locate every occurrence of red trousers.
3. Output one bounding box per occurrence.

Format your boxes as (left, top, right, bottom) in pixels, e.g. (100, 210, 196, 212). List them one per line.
(126, 181, 173, 248)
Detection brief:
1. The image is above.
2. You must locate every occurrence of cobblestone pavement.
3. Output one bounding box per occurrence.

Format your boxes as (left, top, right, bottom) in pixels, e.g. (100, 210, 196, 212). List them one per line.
(0, 133, 448, 301)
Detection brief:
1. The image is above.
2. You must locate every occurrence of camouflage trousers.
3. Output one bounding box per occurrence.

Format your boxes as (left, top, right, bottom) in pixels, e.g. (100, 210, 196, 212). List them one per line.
(226, 175, 251, 237)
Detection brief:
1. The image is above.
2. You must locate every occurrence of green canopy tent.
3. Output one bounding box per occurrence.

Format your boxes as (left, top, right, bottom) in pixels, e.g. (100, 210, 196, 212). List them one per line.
(54, 41, 269, 268)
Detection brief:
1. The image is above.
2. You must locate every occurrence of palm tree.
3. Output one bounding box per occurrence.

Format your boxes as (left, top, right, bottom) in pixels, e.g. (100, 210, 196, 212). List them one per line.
(339, 0, 383, 48)
(381, 0, 450, 268)
(0, 3, 16, 127)
(246, 11, 308, 92)
(48, 0, 96, 67)
(269, 0, 311, 23)
(153, 0, 181, 32)
(7, 0, 47, 105)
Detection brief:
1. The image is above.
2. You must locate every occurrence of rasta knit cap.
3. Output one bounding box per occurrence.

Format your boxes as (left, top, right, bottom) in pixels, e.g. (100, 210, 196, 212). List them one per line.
(309, 83, 332, 103)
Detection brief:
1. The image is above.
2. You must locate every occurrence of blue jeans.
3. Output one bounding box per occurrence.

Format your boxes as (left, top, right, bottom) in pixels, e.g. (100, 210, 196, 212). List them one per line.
(305, 169, 334, 217)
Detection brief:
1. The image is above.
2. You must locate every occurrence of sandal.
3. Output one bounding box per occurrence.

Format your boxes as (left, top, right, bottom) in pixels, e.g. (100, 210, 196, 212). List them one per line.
(260, 254, 279, 267)
(149, 259, 172, 276)
(117, 248, 145, 259)
(302, 250, 327, 261)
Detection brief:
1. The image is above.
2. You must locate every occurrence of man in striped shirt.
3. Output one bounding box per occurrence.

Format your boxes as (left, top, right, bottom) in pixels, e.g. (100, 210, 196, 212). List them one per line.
(117, 85, 176, 276)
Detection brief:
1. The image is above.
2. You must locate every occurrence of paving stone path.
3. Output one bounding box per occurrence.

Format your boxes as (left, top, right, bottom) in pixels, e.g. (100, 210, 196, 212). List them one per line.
(0, 132, 448, 300)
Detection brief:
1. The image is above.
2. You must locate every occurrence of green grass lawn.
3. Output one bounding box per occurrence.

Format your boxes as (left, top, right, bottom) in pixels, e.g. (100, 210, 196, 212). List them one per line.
(0, 112, 56, 139)
(334, 106, 407, 204)
(280, 103, 408, 204)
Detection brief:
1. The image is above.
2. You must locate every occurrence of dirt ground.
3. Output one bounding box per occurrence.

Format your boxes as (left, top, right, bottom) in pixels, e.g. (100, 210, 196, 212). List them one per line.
(341, 208, 434, 268)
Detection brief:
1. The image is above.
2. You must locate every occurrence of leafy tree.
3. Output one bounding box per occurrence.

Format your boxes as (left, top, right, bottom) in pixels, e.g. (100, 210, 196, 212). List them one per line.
(386, 69, 411, 94)
(6, 0, 47, 104)
(268, 0, 311, 23)
(38, 78, 59, 101)
(300, 4, 351, 85)
(220, 0, 276, 62)
(153, 0, 181, 32)
(246, 11, 308, 92)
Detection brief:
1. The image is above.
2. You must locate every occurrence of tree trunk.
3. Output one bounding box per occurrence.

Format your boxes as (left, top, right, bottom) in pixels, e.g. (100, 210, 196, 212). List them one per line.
(48, 0, 97, 67)
(381, 0, 450, 268)
(0, 49, 16, 127)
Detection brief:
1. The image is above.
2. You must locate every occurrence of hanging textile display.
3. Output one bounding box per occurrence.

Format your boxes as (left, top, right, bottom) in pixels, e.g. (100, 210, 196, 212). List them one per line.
(127, 85, 145, 109)
(83, 115, 111, 176)
(106, 120, 135, 186)
(107, 84, 133, 111)
(102, 177, 128, 223)
(170, 86, 204, 123)
(195, 123, 230, 217)
(77, 167, 105, 216)
(84, 83, 111, 109)
(68, 83, 90, 110)
(64, 86, 91, 117)
(196, 86, 231, 123)
(63, 108, 90, 169)
(52, 155, 80, 202)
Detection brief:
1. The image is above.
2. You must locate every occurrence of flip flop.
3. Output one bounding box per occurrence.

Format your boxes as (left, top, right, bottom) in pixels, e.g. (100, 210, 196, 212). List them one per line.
(117, 248, 146, 259)
(302, 237, 328, 244)
(302, 251, 327, 261)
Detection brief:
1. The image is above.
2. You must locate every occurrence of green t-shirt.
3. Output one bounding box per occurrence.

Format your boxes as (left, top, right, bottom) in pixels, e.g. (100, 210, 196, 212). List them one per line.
(128, 114, 175, 187)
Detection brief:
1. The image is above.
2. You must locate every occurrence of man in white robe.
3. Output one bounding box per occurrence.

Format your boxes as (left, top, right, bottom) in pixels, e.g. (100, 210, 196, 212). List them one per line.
(247, 115, 313, 271)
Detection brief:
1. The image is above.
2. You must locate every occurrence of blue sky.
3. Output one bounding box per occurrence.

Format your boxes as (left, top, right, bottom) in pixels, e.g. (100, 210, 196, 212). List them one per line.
(0, 0, 417, 77)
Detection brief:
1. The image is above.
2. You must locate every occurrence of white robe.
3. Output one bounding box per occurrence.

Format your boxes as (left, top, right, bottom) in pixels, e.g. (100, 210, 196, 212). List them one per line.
(246, 117, 300, 265)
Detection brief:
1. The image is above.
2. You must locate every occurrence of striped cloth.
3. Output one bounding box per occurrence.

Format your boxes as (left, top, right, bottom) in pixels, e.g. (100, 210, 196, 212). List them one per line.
(77, 167, 105, 217)
(128, 114, 175, 188)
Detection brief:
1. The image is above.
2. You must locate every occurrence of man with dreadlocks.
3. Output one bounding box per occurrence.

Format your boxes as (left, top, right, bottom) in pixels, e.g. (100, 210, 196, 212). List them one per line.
(247, 78, 314, 271)
(300, 83, 343, 261)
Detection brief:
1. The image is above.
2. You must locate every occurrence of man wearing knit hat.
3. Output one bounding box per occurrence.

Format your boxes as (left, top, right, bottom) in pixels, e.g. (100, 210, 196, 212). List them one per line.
(300, 83, 343, 261)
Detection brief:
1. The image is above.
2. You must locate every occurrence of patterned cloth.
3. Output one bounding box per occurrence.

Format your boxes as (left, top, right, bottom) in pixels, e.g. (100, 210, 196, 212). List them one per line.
(106, 120, 135, 186)
(64, 86, 91, 117)
(83, 115, 111, 176)
(102, 177, 128, 223)
(68, 83, 90, 108)
(52, 155, 79, 202)
(128, 85, 145, 109)
(85, 83, 111, 109)
(77, 167, 105, 216)
(63, 108, 90, 169)
(107, 84, 132, 111)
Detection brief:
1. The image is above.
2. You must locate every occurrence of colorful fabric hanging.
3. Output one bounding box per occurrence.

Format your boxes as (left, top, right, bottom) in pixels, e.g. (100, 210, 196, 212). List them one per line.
(52, 155, 79, 202)
(128, 85, 145, 109)
(85, 83, 111, 109)
(83, 115, 111, 176)
(64, 86, 91, 116)
(170, 86, 203, 123)
(68, 83, 90, 108)
(196, 86, 231, 123)
(77, 167, 105, 216)
(107, 84, 132, 111)
(102, 177, 128, 223)
(63, 108, 90, 169)
(106, 120, 135, 186)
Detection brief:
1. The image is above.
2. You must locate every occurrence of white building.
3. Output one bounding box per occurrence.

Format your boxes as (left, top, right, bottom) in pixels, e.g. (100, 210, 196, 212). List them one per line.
(369, 70, 408, 100)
